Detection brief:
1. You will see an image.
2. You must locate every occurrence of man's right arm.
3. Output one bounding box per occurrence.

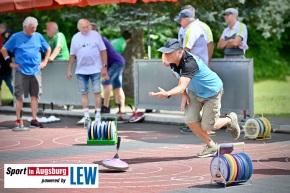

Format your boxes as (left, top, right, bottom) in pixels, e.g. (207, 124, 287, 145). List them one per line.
(1, 46, 18, 70)
(207, 42, 214, 65)
(49, 47, 61, 62)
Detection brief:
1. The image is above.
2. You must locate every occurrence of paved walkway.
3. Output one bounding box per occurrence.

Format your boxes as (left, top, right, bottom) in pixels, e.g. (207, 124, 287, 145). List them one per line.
(1, 105, 290, 129)
(0, 112, 290, 193)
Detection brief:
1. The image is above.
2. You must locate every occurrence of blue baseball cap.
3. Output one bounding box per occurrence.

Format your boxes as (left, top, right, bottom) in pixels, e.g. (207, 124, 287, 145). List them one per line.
(174, 9, 194, 22)
(157, 39, 183, 53)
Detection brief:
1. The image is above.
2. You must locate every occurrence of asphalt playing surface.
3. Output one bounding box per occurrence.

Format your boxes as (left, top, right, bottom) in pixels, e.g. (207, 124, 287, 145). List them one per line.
(0, 113, 289, 193)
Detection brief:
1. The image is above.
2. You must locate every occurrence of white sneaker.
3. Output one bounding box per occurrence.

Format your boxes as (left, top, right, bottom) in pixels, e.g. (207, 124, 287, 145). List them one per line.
(27, 117, 47, 123)
(47, 115, 60, 122)
(77, 117, 90, 125)
(38, 117, 48, 123)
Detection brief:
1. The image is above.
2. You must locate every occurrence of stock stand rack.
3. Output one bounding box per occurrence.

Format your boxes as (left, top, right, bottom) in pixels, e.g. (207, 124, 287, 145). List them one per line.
(86, 116, 118, 145)
(210, 142, 253, 187)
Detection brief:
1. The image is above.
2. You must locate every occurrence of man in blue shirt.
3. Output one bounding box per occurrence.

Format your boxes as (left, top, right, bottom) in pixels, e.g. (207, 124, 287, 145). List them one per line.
(1, 16, 51, 129)
(149, 39, 240, 158)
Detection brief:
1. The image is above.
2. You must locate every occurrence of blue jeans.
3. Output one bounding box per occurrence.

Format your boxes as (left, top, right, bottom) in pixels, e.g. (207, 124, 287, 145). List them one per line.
(76, 73, 101, 94)
(102, 64, 124, 89)
(0, 75, 13, 94)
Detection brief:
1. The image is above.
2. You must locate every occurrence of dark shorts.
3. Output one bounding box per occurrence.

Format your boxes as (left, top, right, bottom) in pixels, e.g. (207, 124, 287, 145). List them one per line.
(14, 71, 42, 99)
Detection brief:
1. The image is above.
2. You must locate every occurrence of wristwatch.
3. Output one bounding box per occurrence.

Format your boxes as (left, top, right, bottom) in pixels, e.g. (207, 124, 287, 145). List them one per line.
(166, 93, 171, 99)
(103, 64, 107, 68)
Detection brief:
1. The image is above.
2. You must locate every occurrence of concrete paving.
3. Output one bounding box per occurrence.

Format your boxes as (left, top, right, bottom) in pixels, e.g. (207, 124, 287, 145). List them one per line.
(0, 109, 290, 193)
(1, 105, 290, 130)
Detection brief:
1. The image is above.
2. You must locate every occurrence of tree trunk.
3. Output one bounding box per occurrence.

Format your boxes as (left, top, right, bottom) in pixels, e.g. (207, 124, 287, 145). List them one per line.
(122, 28, 145, 98)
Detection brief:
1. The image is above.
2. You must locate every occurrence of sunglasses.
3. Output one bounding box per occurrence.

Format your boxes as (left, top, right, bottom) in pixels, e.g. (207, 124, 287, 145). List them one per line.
(223, 12, 233, 16)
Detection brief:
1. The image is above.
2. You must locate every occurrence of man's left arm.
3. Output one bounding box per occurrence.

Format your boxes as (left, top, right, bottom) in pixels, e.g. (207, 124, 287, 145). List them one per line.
(100, 49, 109, 80)
(225, 36, 242, 48)
(40, 47, 51, 69)
(39, 34, 51, 69)
(48, 47, 61, 62)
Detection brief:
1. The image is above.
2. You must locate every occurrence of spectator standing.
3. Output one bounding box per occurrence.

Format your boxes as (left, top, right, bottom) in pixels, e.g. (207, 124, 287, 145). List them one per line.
(67, 19, 108, 124)
(90, 23, 126, 114)
(178, 5, 214, 65)
(217, 8, 248, 58)
(44, 22, 71, 111)
(0, 23, 14, 106)
(174, 9, 208, 65)
(44, 22, 69, 61)
(1, 16, 51, 128)
(172, 9, 212, 133)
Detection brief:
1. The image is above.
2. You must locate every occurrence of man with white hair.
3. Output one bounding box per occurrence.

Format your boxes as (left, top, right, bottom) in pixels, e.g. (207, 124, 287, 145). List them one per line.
(67, 19, 108, 125)
(217, 8, 248, 58)
(1, 16, 51, 129)
(44, 22, 69, 62)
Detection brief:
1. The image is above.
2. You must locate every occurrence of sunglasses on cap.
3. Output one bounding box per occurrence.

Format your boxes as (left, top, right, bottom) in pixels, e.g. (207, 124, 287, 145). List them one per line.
(223, 12, 233, 16)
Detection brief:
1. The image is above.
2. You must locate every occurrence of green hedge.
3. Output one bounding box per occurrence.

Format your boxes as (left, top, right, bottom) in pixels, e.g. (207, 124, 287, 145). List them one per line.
(246, 28, 290, 81)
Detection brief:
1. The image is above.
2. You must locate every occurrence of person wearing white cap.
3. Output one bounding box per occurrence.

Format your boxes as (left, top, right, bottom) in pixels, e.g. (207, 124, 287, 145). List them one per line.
(217, 8, 248, 58)
(175, 5, 215, 135)
(150, 39, 241, 158)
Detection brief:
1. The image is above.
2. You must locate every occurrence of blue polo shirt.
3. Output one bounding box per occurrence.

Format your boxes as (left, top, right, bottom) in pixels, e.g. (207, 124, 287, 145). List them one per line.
(171, 51, 223, 98)
(4, 31, 50, 75)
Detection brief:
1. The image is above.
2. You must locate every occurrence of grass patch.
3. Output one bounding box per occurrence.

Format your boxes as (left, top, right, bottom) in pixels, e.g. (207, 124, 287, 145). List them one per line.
(254, 78, 290, 117)
(108, 96, 134, 109)
(1, 82, 13, 105)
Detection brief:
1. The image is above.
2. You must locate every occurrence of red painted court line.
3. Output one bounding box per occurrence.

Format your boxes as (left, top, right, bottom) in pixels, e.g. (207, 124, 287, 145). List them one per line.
(1, 126, 290, 192)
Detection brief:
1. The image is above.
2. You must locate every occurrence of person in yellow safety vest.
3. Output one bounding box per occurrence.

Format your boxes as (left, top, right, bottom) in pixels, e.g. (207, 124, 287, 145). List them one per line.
(217, 8, 248, 58)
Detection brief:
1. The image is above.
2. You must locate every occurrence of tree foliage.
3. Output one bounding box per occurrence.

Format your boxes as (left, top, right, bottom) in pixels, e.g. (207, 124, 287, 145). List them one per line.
(0, 0, 289, 83)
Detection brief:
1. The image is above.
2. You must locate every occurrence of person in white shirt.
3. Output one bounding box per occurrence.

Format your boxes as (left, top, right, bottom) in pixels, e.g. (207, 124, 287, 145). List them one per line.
(177, 5, 214, 66)
(174, 9, 208, 65)
(217, 8, 248, 58)
(67, 19, 109, 124)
